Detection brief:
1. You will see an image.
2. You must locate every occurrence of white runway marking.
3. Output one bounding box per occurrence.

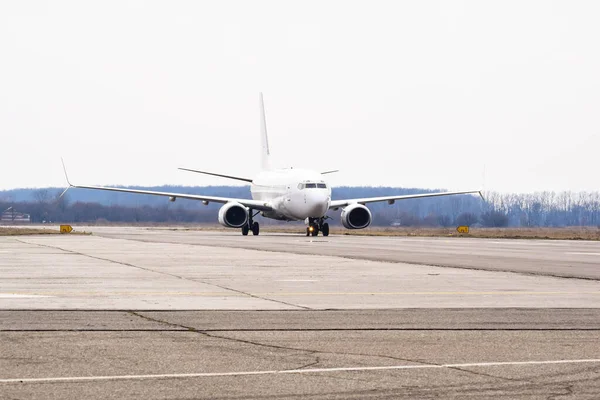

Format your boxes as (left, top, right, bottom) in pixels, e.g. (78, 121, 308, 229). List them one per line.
(0, 294, 53, 298)
(3, 359, 600, 384)
(488, 241, 570, 247)
(276, 280, 318, 282)
(566, 252, 600, 256)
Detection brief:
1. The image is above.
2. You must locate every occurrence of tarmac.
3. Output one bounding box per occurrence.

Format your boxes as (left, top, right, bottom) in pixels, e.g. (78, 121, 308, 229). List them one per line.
(1, 226, 600, 399)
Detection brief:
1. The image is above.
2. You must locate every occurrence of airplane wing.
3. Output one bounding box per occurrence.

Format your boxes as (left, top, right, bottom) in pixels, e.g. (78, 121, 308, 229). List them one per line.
(68, 183, 273, 211)
(329, 190, 483, 209)
(59, 159, 272, 211)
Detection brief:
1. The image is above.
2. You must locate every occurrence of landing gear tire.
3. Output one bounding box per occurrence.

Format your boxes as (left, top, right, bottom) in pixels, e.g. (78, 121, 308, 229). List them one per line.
(311, 224, 319, 236)
(252, 222, 260, 236)
(306, 223, 319, 236)
(321, 223, 329, 237)
(241, 225, 249, 236)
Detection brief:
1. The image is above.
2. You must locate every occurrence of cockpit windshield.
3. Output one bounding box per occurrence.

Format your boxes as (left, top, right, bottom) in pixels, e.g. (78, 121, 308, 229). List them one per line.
(298, 182, 327, 190)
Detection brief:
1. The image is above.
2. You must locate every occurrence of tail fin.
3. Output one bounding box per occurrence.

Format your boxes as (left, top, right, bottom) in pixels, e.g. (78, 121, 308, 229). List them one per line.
(259, 92, 271, 170)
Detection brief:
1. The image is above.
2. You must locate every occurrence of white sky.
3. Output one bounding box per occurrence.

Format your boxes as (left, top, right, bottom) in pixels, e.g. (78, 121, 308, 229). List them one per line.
(1, 1, 599, 193)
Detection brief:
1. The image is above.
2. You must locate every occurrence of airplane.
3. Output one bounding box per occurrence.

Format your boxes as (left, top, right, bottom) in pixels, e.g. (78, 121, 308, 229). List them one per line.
(61, 93, 482, 237)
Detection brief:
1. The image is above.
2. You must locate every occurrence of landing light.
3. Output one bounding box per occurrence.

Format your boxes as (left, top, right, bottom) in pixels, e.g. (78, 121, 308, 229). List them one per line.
(309, 226, 314, 232)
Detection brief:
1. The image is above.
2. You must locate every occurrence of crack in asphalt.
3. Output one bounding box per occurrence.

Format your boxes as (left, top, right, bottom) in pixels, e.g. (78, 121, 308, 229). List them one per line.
(535, 366, 600, 399)
(283, 357, 320, 371)
(128, 311, 514, 381)
(446, 366, 531, 383)
(3, 327, 600, 332)
(15, 239, 310, 311)
(302, 371, 375, 384)
(546, 384, 574, 400)
(194, 280, 312, 310)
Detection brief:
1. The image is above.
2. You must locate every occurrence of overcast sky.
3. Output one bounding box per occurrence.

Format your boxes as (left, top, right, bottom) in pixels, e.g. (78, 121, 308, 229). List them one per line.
(1, 1, 598, 193)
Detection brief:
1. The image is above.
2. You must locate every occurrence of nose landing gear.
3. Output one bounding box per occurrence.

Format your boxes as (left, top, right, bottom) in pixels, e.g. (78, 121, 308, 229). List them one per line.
(306, 217, 330, 237)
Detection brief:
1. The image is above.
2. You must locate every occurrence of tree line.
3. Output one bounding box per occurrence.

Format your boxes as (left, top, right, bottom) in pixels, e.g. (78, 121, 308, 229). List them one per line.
(1, 186, 600, 227)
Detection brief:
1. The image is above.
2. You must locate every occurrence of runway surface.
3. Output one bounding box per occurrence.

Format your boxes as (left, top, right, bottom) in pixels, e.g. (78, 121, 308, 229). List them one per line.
(1, 227, 600, 399)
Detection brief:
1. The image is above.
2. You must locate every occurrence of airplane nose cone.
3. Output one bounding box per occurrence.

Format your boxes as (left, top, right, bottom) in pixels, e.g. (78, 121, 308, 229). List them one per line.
(305, 193, 330, 217)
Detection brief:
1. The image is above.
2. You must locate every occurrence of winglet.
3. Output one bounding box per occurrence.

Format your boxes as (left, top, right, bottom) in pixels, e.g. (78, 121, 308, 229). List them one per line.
(59, 158, 73, 199)
(61, 157, 72, 186)
(478, 164, 486, 201)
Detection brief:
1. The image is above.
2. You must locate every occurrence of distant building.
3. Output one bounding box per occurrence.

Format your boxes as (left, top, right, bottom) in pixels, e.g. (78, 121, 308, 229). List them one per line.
(1, 207, 31, 223)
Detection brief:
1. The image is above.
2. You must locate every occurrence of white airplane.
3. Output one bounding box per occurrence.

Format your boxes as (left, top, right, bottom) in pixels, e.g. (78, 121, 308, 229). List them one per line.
(62, 94, 481, 237)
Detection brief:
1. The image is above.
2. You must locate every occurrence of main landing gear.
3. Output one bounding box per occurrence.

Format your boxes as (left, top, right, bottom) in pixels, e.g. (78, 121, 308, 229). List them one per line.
(241, 210, 260, 236)
(306, 217, 329, 237)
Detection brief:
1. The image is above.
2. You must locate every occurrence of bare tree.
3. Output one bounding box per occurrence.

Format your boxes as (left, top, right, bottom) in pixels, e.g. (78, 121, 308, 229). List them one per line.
(455, 212, 478, 226)
(33, 189, 50, 204)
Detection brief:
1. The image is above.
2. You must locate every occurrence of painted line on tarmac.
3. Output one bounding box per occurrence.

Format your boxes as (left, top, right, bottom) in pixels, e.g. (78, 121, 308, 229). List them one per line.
(266, 291, 600, 296)
(487, 241, 572, 246)
(3, 291, 600, 297)
(566, 252, 600, 256)
(2, 292, 240, 297)
(3, 359, 600, 384)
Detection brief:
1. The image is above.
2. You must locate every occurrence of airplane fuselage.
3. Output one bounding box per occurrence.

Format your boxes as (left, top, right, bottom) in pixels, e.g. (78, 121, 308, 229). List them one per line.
(250, 168, 331, 221)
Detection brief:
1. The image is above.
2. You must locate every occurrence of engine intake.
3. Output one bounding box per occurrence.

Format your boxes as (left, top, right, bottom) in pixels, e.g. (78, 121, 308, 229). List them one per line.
(218, 202, 248, 228)
(341, 203, 372, 229)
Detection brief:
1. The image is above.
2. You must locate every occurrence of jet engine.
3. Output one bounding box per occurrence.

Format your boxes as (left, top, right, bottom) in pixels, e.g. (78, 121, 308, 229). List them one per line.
(340, 203, 372, 229)
(218, 202, 248, 228)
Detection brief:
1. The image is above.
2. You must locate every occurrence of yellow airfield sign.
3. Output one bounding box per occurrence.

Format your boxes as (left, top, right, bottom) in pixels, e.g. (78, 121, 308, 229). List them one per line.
(60, 225, 73, 234)
(456, 226, 470, 234)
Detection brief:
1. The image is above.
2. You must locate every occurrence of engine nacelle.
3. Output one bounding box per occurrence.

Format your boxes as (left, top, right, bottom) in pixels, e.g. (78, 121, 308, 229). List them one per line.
(341, 203, 372, 229)
(218, 202, 248, 228)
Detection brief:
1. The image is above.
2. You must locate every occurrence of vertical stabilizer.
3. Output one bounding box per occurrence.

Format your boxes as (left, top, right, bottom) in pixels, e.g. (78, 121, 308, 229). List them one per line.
(259, 92, 271, 170)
